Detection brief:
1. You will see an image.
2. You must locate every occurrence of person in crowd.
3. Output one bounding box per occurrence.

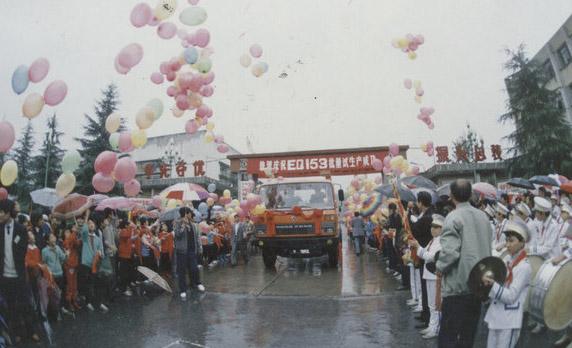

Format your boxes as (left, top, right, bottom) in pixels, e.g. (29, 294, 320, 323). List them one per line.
(79, 211, 107, 313)
(117, 219, 137, 297)
(436, 179, 492, 348)
(551, 193, 562, 222)
(385, 203, 406, 289)
(557, 203, 571, 254)
(139, 218, 158, 272)
(174, 207, 204, 299)
(101, 209, 118, 290)
(30, 213, 48, 250)
(62, 226, 81, 312)
(364, 215, 376, 250)
(41, 233, 66, 318)
(529, 197, 561, 260)
(549, 217, 572, 348)
(230, 214, 249, 266)
(482, 220, 532, 348)
(493, 203, 510, 256)
(159, 222, 174, 280)
(350, 212, 365, 256)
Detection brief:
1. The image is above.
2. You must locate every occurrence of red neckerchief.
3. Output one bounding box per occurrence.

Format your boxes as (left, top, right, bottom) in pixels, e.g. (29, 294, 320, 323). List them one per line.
(506, 249, 527, 286)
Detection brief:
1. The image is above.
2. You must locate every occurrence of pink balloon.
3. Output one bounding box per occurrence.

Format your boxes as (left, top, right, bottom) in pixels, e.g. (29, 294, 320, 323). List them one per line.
(0, 188, 7, 200)
(169, 58, 182, 71)
(415, 87, 424, 97)
(176, 95, 190, 110)
(389, 143, 399, 156)
(114, 56, 130, 74)
(217, 144, 229, 153)
(250, 44, 263, 58)
(130, 3, 153, 28)
(118, 132, 133, 153)
(148, 16, 160, 26)
(189, 75, 203, 93)
(415, 34, 425, 44)
(239, 200, 249, 211)
(166, 71, 176, 82)
(195, 104, 211, 118)
(150, 72, 164, 84)
(157, 22, 177, 39)
(214, 135, 224, 144)
(199, 85, 213, 97)
(94, 151, 118, 175)
(178, 72, 193, 90)
(114, 157, 137, 184)
(383, 156, 391, 168)
(194, 29, 210, 48)
(124, 179, 141, 197)
(152, 196, 162, 209)
(159, 62, 170, 74)
(0, 121, 15, 153)
(43, 80, 68, 106)
(185, 120, 199, 134)
(29, 58, 50, 83)
(166, 85, 178, 97)
(403, 78, 412, 89)
(118, 43, 144, 69)
(372, 158, 383, 171)
(202, 71, 215, 84)
(382, 166, 391, 175)
(92, 172, 115, 193)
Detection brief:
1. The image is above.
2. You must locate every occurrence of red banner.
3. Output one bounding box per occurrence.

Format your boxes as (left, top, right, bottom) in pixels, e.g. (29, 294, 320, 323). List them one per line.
(246, 150, 389, 178)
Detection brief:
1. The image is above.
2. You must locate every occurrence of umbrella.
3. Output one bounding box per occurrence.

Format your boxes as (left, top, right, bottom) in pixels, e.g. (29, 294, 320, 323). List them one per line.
(529, 175, 560, 187)
(400, 176, 438, 190)
(159, 207, 181, 222)
(30, 188, 60, 207)
(96, 197, 137, 211)
(473, 182, 498, 200)
(51, 194, 90, 220)
(412, 188, 439, 205)
(360, 192, 383, 216)
(137, 266, 173, 293)
(437, 184, 450, 198)
(88, 194, 109, 206)
(374, 182, 416, 202)
(507, 177, 535, 190)
(160, 183, 209, 202)
(560, 182, 572, 194)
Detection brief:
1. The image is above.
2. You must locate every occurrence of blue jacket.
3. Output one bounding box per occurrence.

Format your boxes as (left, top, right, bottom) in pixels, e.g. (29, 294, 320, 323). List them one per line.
(80, 225, 104, 268)
(41, 245, 66, 277)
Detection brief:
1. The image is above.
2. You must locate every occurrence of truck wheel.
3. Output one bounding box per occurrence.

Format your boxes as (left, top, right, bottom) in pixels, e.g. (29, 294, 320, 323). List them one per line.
(262, 249, 277, 269)
(328, 249, 339, 267)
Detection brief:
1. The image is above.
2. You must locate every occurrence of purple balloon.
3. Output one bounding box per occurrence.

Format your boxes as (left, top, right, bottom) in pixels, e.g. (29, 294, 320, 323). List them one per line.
(130, 3, 153, 28)
(157, 22, 177, 39)
(43, 80, 68, 106)
(118, 43, 144, 69)
(28, 58, 50, 83)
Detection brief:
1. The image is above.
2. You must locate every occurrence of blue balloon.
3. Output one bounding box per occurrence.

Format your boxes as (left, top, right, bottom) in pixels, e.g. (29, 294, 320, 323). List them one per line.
(198, 202, 208, 213)
(183, 47, 198, 64)
(11, 65, 29, 95)
(207, 183, 216, 193)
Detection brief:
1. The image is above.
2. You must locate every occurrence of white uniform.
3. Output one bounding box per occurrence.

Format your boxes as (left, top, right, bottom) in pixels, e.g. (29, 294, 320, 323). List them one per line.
(484, 253, 532, 348)
(417, 236, 441, 335)
(557, 221, 570, 252)
(524, 218, 538, 250)
(492, 219, 508, 256)
(530, 217, 561, 259)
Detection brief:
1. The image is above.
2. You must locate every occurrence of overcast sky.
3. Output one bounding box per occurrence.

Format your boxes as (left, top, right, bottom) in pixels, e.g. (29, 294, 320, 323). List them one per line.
(1, 0, 572, 174)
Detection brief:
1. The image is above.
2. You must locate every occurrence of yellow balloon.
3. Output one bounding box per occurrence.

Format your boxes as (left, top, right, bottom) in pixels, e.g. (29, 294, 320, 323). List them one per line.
(389, 155, 404, 169)
(252, 204, 266, 215)
(204, 132, 214, 143)
(414, 95, 423, 104)
(239, 54, 251, 68)
(131, 129, 147, 148)
(105, 113, 121, 133)
(397, 38, 409, 49)
(206, 122, 215, 131)
(172, 107, 185, 118)
(408, 51, 417, 60)
(420, 143, 428, 152)
(188, 93, 203, 108)
(55, 173, 76, 198)
(0, 160, 18, 186)
(136, 107, 155, 130)
(223, 189, 231, 198)
(167, 199, 178, 209)
(413, 80, 422, 89)
(22, 93, 45, 119)
(154, 0, 177, 20)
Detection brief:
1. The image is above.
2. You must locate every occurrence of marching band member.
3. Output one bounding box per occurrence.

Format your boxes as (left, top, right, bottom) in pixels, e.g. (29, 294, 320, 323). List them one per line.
(513, 203, 536, 247)
(550, 193, 562, 223)
(484, 205, 496, 236)
(557, 203, 571, 253)
(482, 220, 532, 348)
(492, 203, 509, 256)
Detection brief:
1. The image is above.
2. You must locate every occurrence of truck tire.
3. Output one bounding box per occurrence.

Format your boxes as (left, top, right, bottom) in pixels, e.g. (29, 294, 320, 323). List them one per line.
(328, 249, 339, 267)
(262, 249, 277, 269)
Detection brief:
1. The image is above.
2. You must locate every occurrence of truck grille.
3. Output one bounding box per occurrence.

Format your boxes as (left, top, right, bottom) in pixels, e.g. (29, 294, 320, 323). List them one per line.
(275, 223, 315, 235)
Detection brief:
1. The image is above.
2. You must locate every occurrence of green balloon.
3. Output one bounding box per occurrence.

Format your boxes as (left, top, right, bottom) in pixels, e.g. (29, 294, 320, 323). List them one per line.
(109, 133, 120, 150)
(196, 58, 212, 74)
(147, 98, 164, 121)
(61, 149, 81, 174)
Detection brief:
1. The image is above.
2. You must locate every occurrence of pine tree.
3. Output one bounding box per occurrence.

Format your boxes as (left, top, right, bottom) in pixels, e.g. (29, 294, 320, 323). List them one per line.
(500, 45, 572, 176)
(75, 84, 123, 195)
(451, 123, 483, 163)
(11, 121, 35, 205)
(33, 114, 64, 188)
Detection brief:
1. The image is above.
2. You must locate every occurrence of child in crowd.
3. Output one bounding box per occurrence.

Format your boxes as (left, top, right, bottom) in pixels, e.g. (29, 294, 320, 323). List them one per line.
(117, 219, 136, 296)
(63, 226, 81, 312)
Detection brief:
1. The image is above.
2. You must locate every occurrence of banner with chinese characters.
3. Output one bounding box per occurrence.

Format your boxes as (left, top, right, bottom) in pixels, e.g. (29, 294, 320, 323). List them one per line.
(246, 150, 389, 178)
(434, 144, 503, 164)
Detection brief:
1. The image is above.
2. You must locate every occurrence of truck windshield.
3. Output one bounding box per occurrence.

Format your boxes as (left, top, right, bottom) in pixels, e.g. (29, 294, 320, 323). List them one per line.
(260, 182, 335, 210)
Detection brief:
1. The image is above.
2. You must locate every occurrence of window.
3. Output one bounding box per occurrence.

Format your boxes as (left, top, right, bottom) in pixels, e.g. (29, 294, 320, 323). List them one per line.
(558, 43, 572, 67)
(543, 59, 555, 79)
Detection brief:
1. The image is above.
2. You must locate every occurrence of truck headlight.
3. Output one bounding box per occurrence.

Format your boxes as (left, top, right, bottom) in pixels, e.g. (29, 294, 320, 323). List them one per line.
(321, 221, 336, 234)
(255, 224, 267, 235)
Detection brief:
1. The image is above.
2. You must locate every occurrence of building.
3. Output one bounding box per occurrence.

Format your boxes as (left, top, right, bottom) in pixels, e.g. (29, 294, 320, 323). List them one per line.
(422, 162, 509, 187)
(130, 130, 240, 197)
(529, 14, 572, 124)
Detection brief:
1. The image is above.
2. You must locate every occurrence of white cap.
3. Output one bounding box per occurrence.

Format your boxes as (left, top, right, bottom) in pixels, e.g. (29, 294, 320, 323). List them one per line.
(515, 202, 532, 217)
(484, 205, 496, 218)
(534, 197, 552, 213)
(42, 214, 49, 221)
(503, 220, 530, 242)
(561, 203, 572, 215)
(495, 203, 509, 215)
(431, 214, 445, 227)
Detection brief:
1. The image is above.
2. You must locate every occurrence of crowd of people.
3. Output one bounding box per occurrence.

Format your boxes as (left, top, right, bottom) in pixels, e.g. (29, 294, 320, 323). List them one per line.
(0, 197, 255, 346)
(348, 179, 571, 348)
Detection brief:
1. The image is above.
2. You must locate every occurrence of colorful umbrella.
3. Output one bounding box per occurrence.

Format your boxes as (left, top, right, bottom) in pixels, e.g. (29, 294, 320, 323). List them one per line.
(51, 193, 90, 220)
(400, 176, 437, 190)
(529, 175, 560, 187)
(159, 183, 209, 201)
(96, 197, 136, 211)
(88, 194, 109, 206)
(30, 188, 60, 207)
(473, 182, 498, 200)
(360, 192, 383, 216)
(507, 177, 535, 190)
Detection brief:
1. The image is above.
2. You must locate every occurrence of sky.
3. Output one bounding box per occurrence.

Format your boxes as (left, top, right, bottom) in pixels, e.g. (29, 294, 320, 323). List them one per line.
(1, 0, 572, 177)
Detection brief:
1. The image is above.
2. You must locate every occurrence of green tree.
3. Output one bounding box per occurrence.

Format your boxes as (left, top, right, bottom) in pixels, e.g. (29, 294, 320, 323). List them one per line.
(500, 45, 572, 176)
(75, 84, 123, 195)
(451, 123, 483, 163)
(11, 121, 35, 204)
(33, 114, 64, 188)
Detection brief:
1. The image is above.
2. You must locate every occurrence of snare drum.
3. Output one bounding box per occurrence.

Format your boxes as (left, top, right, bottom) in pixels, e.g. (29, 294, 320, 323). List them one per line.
(528, 258, 572, 330)
(524, 255, 545, 311)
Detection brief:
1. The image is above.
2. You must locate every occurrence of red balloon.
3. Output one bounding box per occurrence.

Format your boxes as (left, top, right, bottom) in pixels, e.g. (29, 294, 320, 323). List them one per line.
(94, 151, 118, 175)
(0, 188, 8, 200)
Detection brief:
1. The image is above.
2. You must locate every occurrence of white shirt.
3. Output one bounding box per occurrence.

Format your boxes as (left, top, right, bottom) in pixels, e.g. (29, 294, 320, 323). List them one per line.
(492, 219, 507, 252)
(531, 217, 561, 259)
(417, 236, 441, 280)
(3, 220, 17, 278)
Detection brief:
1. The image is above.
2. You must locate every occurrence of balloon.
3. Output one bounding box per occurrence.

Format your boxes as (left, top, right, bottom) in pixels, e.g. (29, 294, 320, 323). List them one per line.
(109, 133, 120, 150)
(193, 28, 210, 47)
(152, 196, 162, 208)
(199, 85, 213, 97)
(154, 0, 177, 20)
(0, 122, 15, 153)
(118, 132, 133, 153)
(150, 72, 164, 84)
(131, 3, 153, 27)
(198, 202, 208, 213)
(147, 99, 164, 120)
(239, 54, 251, 68)
(0, 188, 7, 200)
(28, 58, 50, 83)
(372, 158, 383, 171)
(118, 43, 144, 69)
(403, 78, 412, 89)
(195, 57, 212, 73)
(206, 197, 214, 206)
(114, 56, 130, 74)
(22, 93, 45, 119)
(251, 62, 267, 77)
(249, 44, 263, 58)
(413, 80, 422, 89)
(179, 6, 208, 26)
(124, 179, 141, 197)
(189, 74, 203, 93)
(206, 122, 214, 131)
(172, 107, 185, 118)
(0, 160, 18, 187)
(136, 107, 155, 129)
(408, 51, 417, 60)
(188, 93, 203, 108)
(214, 135, 224, 144)
(223, 189, 231, 198)
(252, 204, 266, 215)
(114, 157, 137, 184)
(389, 155, 404, 169)
(415, 87, 424, 97)
(55, 173, 75, 197)
(389, 143, 399, 156)
(92, 172, 115, 193)
(204, 133, 214, 143)
(11, 65, 29, 95)
(195, 104, 211, 118)
(94, 151, 118, 175)
(43, 80, 68, 106)
(414, 95, 423, 104)
(176, 94, 190, 110)
(61, 149, 81, 174)
(105, 113, 121, 133)
(131, 129, 147, 148)
(157, 22, 177, 39)
(167, 199, 178, 209)
(207, 183, 216, 193)
(183, 47, 199, 64)
(185, 120, 198, 134)
(383, 156, 391, 168)
(217, 144, 229, 153)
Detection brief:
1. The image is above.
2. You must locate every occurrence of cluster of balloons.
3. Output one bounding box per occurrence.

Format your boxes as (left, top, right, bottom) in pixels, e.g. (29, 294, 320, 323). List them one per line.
(417, 107, 435, 129)
(92, 151, 140, 197)
(55, 150, 82, 197)
(391, 33, 425, 60)
(377, 143, 420, 177)
(0, 161, 18, 187)
(420, 141, 434, 157)
(343, 175, 383, 221)
(403, 79, 424, 104)
(12, 57, 68, 119)
(0, 121, 15, 154)
(239, 44, 268, 77)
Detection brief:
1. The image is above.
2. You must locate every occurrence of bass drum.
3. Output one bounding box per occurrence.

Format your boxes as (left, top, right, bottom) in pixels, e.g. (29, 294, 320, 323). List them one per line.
(528, 258, 572, 330)
(524, 255, 545, 311)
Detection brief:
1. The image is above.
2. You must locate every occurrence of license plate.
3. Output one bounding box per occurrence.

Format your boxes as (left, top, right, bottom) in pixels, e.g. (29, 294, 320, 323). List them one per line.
(300, 249, 310, 254)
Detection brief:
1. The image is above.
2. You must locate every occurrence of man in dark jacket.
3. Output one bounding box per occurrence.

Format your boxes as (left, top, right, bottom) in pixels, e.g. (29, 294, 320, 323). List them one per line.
(174, 207, 204, 299)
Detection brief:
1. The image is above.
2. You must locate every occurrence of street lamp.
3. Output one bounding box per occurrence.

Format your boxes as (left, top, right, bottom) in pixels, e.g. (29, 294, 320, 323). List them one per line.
(161, 137, 183, 178)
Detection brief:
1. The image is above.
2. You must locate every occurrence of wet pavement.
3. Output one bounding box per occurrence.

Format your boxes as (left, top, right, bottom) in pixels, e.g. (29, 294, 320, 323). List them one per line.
(20, 231, 557, 348)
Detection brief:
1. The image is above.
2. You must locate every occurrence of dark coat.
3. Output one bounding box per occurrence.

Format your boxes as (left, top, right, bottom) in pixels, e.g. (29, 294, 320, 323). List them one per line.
(410, 207, 434, 248)
(0, 220, 28, 280)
